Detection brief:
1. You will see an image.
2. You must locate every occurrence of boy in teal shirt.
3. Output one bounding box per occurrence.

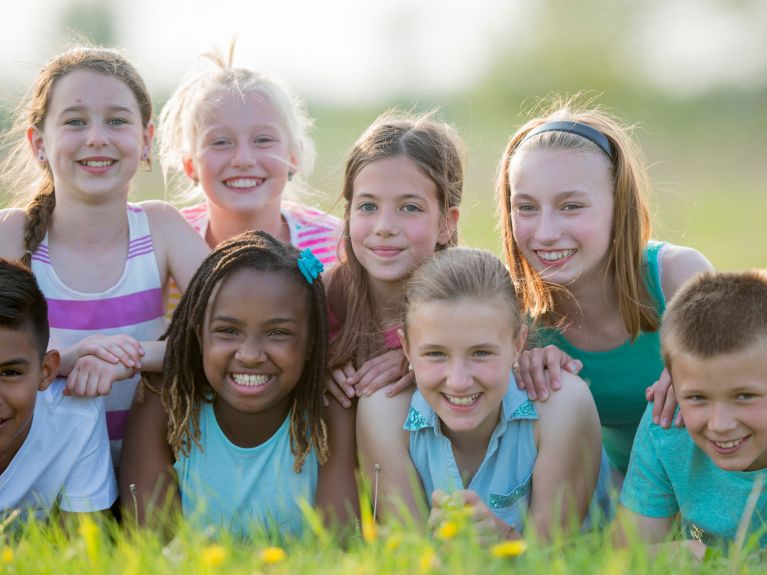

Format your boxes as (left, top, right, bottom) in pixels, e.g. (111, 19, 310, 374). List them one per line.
(618, 270, 767, 556)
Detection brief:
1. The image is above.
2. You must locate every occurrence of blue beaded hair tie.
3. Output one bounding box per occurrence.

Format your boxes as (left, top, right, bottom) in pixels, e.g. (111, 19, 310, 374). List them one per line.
(298, 249, 324, 284)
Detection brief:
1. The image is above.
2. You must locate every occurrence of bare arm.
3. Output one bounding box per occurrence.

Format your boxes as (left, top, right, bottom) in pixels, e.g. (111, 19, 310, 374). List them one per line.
(356, 387, 424, 523)
(529, 371, 602, 540)
(316, 398, 359, 529)
(119, 374, 179, 529)
(0, 208, 26, 260)
(659, 243, 713, 301)
(613, 504, 674, 546)
(143, 201, 209, 293)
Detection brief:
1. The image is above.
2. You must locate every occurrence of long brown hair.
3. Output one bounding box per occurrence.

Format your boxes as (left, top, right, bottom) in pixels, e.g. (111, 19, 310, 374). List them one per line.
(0, 46, 152, 267)
(327, 111, 465, 368)
(496, 98, 657, 339)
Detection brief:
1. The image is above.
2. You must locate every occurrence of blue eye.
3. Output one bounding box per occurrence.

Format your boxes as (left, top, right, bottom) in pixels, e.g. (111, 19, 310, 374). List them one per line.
(65, 119, 85, 127)
(514, 204, 537, 214)
(562, 203, 583, 211)
(401, 204, 422, 213)
(107, 118, 128, 126)
(358, 202, 377, 213)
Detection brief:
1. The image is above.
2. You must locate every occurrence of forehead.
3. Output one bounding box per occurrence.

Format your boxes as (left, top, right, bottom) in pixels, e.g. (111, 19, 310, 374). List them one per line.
(353, 155, 438, 202)
(508, 148, 613, 195)
(48, 69, 141, 115)
(673, 341, 767, 393)
(0, 325, 40, 363)
(406, 298, 515, 343)
(199, 90, 285, 131)
(206, 268, 309, 319)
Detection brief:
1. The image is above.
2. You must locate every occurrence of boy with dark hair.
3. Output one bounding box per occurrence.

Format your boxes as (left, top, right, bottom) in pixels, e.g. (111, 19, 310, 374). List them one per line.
(618, 269, 767, 555)
(0, 259, 115, 519)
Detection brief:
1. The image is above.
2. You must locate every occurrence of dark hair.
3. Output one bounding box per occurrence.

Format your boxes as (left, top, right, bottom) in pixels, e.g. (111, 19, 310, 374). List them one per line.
(161, 231, 328, 472)
(662, 269, 767, 366)
(0, 258, 50, 357)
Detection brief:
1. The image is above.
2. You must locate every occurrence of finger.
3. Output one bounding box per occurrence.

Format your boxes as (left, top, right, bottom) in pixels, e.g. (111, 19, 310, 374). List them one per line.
(360, 366, 402, 396)
(356, 364, 391, 393)
(645, 383, 656, 402)
(90, 347, 120, 365)
(659, 385, 678, 429)
(567, 359, 583, 374)
(517, 355, 537, 400)
(431, 490, 450, 508)
(330, 368, 356, 399)
(386, 373, 415, 397)
(326, 381, 352, 408)
(85, 371, 102, 397)
(546, 352, 563, 391)
(97, 374, 114, 396)
(322, 391, 330, 408)
(674, 410, 686, 428)
(529, 353, 549, 401)
(107, 344, 136, 368)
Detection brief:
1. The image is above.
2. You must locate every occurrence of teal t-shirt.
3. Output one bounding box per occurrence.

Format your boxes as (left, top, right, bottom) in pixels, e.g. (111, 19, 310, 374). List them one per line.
(621, 404, 767, 548)
(537, 241, 667, 473)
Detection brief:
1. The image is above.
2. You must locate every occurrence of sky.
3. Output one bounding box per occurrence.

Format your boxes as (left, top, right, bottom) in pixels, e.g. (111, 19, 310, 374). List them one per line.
(1, 0, 766, 104)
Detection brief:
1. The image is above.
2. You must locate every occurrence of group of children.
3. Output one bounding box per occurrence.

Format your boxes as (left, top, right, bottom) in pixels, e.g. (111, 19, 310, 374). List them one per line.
(0, 44, 765, 557)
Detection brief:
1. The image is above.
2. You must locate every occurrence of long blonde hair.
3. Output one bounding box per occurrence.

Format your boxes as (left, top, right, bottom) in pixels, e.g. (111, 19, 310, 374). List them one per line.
(497, 98, 658, 339)
(328, 111, 465, 368)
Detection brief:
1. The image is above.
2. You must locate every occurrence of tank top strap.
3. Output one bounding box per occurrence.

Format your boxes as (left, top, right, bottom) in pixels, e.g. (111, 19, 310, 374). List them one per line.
(126, 202, 152, 240)
(644, 240, 667, 315)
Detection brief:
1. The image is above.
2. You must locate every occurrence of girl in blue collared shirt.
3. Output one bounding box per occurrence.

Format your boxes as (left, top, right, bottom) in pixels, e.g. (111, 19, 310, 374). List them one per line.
(365, 247, 606, 543)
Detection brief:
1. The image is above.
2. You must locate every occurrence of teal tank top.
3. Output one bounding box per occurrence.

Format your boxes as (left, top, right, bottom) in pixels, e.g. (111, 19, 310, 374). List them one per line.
(173, 402, 318, 538)
(538, 241, 666, 474)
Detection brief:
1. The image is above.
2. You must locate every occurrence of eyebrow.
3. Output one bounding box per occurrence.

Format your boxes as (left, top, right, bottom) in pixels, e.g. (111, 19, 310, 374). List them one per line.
(512, 190, 588, 201)
(210, 316, 298, 325)
(355, 192, 425, 201)
(0, 358, 31, 367)
(59, 105, 136, 115)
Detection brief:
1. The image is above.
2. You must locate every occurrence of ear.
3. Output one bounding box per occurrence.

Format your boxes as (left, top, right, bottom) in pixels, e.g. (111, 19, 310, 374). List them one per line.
(397, 328, 409, 359)
(513, 324, 528, 360)
(437, 206, 460, 246)
(27, 125, 46, 160)
(183, 156, 199, 182)
(38, 349, 60, 392)
(142, 122, 155, 160)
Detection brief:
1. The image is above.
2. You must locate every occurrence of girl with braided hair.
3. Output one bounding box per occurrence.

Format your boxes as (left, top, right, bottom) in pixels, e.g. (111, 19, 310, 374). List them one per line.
(0, 46, 208, 463)
(119, 231, 356, 537)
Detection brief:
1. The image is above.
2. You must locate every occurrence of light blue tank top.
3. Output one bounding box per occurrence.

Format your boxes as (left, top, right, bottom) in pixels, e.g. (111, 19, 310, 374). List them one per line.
(173, 402, 318, 538)
(404, 378, 538, 531)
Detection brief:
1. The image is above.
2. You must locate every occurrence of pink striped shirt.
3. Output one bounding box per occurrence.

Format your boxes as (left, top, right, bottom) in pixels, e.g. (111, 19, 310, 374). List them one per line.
(31, 204, 166, 464)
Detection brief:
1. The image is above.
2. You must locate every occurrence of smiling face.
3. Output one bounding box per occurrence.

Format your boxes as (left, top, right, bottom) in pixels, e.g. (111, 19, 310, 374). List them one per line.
(402, 297, 525, 444)
(0, 325, 58, 473)
(508, 148, 614, 287)
(28, 69, 152, 204)
(675, 339, 767, 472)
(200, 268, 310, 424)
(185, 90, 294, 217)
(349, 155, 456, 290)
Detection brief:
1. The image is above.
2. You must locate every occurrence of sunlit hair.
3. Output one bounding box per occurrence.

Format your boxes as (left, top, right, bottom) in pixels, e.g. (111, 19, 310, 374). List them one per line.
(662, 269, 767, 367)
(0, 46, 152, 268)
(0, 258, 50, 357)
(161, 230, 329, 472)
(402, 247, 525, 341)
(327, 110, 465, 368)
(496, 96, 657, 340)
(157, 42, 315, 202)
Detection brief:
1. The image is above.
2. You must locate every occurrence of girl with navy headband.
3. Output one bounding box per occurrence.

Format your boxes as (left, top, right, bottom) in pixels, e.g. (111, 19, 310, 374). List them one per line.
(496, 97, 712, 479)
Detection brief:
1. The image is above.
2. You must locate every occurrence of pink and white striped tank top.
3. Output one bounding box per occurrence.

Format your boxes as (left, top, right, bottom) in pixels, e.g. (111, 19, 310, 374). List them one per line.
(31, 203, 166, 464)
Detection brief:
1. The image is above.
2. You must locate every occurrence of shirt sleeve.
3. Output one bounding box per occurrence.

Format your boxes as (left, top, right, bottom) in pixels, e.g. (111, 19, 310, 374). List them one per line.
(619, 404, 679, 518)
(58, 399, 117, 512)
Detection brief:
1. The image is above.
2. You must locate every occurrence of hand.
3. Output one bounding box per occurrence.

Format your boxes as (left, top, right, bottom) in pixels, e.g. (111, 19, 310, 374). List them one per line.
(73, 334, 144, 369)
(351, 349, 413, 398)
(646, 368, 683, 428)
(66, 354, 136, 397)
(326, 362, 357, 408)
(430, 489, 514, 546)
(515, 345, 582, 401)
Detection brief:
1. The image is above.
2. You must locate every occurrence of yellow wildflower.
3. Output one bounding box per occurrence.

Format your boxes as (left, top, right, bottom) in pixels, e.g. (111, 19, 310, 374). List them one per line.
(436, 520, 459, 540)
(418, 546, 437, 573)
(201, 544, 227, 568)
(360, 503, 377, 543)
(599, 550, 629, 575)
(259, 546, 286, 564)
(1, 548, 13, 563)
(78, 516, 100, 566)
(385, 533, 402, 552)
(490, 539, 527, 558)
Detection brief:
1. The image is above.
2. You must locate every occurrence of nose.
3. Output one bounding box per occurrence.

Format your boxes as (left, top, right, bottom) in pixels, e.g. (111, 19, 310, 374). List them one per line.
(85, 123, 108, 148)
(231, 142, 256, 168)
(373, 206, 398, 237)
(533, 208, 562, 244)
(235, 336, 266, 365)
(446, 360, 473, 392)
(708, 402, 737, 434)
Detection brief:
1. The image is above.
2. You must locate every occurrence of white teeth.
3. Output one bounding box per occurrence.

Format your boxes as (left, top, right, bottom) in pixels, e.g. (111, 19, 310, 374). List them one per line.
(232, 373, 270, 386)
(81, 160, 114, 167)
(444, 393, 480, 406)
(226, 178, 263, 188)
(714, 438, 744, 449)
(536, 249, 576, 261)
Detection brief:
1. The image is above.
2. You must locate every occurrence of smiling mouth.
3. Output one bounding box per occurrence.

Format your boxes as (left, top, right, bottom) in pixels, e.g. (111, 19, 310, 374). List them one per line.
(231, 373, 271, 387)
(711, 436, 748, 450)
(224, 177, 265, 189)
(442, 393, 480, 406)
(535, 249, 576, 262)
(79, 159, 116, 168)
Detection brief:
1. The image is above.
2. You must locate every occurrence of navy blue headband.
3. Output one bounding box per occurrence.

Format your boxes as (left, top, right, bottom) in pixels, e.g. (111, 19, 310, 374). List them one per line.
(521, 121, 614, 160)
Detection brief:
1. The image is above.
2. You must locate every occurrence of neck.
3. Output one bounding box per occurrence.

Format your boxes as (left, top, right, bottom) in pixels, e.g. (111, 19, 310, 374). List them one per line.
(212, 395, 292, 448)
(552, 260, 620, 327)
(205, 200, 289, 249)
(49, 197, 129, 245)
(367, 276, 406, 326)
(0, 415, 34, 476)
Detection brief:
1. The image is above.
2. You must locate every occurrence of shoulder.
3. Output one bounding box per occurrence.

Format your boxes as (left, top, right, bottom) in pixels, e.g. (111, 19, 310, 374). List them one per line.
(284, 201, 342, 231)
(0, 208, 27, 259)
(534, 372, 595, 419)
(39, 380, 105, 432)
(658, 242, 713, 301)
(138, 200, 186, 225)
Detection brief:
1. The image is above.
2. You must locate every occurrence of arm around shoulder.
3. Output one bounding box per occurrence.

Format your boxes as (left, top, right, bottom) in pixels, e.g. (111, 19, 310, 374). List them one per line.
(119, 374, 179, 528)
(142, 200, 209, 293)
(660, 244, 713, 302)
(530, 372, 602, 538)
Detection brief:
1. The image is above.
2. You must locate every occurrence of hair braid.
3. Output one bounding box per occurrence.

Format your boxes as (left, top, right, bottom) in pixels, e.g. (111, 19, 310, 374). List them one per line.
(21, 187, 56, 267)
